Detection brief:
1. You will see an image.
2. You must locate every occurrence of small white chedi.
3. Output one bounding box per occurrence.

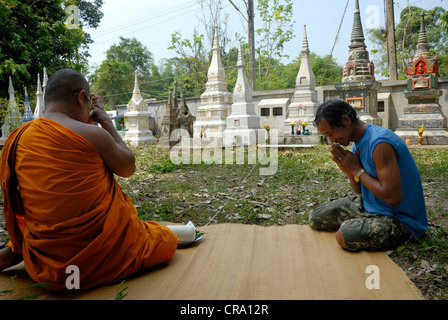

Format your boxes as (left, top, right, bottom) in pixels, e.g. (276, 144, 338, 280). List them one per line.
(124, 71, 156, 146)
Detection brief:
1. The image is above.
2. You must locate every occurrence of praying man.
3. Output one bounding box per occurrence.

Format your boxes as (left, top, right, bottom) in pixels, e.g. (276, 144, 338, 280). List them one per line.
(309, 100, 428, 251)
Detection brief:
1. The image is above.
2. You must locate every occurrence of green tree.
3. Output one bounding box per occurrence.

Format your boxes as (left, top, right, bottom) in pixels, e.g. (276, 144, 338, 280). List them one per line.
(367, 5, 448, 78)
(310, 53, 343, 87)
(168, 30, 209, 97)
(0, 0, 103, 100)
(89, 59, 134, 109)
(255, 0, 295, 89)
(106, 37, 154, 77)
(90, 37, 160, 108)
(442, 11, 448, 31)
(141, 58, 176, 101)
(255, 52, 342, 90)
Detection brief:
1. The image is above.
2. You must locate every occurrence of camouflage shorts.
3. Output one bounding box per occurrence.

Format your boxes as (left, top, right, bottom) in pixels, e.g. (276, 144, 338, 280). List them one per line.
(309, 196, 411, 251)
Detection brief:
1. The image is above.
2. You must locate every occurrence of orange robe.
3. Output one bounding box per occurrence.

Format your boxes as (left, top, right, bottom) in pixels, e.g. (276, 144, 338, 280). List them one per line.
(0, 118, 178, 291)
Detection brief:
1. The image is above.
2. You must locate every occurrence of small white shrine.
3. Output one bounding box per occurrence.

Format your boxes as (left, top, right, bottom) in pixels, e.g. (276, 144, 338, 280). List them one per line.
(223, 40, 261, 146)
(124, 71, 156, 146)
(193, 25, 232, 140)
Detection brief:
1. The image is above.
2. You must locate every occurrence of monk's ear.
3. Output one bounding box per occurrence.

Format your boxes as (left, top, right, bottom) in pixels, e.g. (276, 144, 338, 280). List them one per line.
(340, 114, 352, 127)
(75, 90, 86, 107)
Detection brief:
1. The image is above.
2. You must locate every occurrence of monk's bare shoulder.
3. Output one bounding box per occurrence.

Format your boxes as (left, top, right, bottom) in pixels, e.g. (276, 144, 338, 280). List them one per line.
(71, 122, 115, 150)
(43, 115, 112, 150)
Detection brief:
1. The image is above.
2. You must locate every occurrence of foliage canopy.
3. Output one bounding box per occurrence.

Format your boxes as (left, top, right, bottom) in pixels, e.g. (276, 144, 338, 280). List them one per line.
(367, 5, 448, 79)
(0, 0, 103, 102)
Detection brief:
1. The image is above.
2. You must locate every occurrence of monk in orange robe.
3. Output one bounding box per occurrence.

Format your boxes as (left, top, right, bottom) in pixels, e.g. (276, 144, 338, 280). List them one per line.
(0, 68, 178, 291)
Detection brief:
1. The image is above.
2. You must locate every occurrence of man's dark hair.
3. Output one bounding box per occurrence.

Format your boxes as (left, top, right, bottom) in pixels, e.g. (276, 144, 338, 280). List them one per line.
(314, 100, 359, 128)
(44, 68, 90, 104)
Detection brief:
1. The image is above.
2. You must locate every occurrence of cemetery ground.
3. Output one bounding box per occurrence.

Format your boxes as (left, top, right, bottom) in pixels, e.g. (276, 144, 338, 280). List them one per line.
(1, 143, 447, 300)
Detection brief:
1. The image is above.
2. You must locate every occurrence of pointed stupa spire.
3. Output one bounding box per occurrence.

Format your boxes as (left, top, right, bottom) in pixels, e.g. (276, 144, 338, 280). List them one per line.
(415, 10, 430, 58)
(162, 90, 176, 122)
(341, 0, 373, 82)
(296, 24, 315, 89)
(237, 39, 245, 67)
(8, 76, 15, 101)
(34, 73, 44, 119)
(7, 76, 19, 117)
(42, 67, 48, 96)
(42, 67, 48, 85)
(233, 39, 252, 103)
(206, 24, 226, 84)
(22, 87, 34, 123)
(131, 70, 143, 104)
(133, 70, 141, 95)
(127, 70, 146, 111)
(1, 77, 22, 138)
(301, 24, 310, 54)
(349, 0, 366, 50)
(173, 80, 179, 114)
(213, 23, 220, 50)
(180, 82, 185, 101)
(36, 73, 42, 95)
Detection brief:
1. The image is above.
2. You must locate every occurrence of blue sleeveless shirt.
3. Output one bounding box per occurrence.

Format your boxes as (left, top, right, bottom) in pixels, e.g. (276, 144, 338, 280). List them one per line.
(352, 125, 428, 238)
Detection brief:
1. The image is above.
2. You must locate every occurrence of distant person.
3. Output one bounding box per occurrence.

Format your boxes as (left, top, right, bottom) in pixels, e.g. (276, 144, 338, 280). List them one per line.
(0, 68, 178, 290)
(309, 100, 428, 251)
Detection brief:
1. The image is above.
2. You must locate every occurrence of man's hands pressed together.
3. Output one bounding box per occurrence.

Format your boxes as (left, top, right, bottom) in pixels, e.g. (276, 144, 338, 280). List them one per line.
(330, 143, 363, 177)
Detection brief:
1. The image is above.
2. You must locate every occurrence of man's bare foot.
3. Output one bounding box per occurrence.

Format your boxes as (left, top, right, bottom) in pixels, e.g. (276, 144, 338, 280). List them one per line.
(0, 247, 23, 272)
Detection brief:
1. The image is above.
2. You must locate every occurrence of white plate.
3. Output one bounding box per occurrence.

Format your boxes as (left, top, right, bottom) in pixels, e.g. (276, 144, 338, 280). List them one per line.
(178, 234, 204, 246)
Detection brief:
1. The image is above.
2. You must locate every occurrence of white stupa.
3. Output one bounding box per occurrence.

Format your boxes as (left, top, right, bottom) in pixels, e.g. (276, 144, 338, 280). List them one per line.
(193, 25, 232, 140)
(285, 24, 320, 135)
(124, 71, 155, 146)
(223, 40, 261, 146)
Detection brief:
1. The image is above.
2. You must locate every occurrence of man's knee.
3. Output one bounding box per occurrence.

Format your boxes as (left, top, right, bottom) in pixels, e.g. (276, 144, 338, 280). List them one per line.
(335, 229, 346, 249)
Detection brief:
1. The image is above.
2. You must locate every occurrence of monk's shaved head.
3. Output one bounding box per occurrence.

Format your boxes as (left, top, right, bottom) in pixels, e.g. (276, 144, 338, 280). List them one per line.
(44, 68, 90, 104)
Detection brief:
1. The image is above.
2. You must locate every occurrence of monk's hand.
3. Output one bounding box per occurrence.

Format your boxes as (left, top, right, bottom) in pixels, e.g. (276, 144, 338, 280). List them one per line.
(330, 144, 362, 176)
(88, 94, 109, 125)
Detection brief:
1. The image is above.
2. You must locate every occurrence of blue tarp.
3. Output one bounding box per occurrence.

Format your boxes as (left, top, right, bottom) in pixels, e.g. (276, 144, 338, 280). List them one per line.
(110, 114, 155, 119)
